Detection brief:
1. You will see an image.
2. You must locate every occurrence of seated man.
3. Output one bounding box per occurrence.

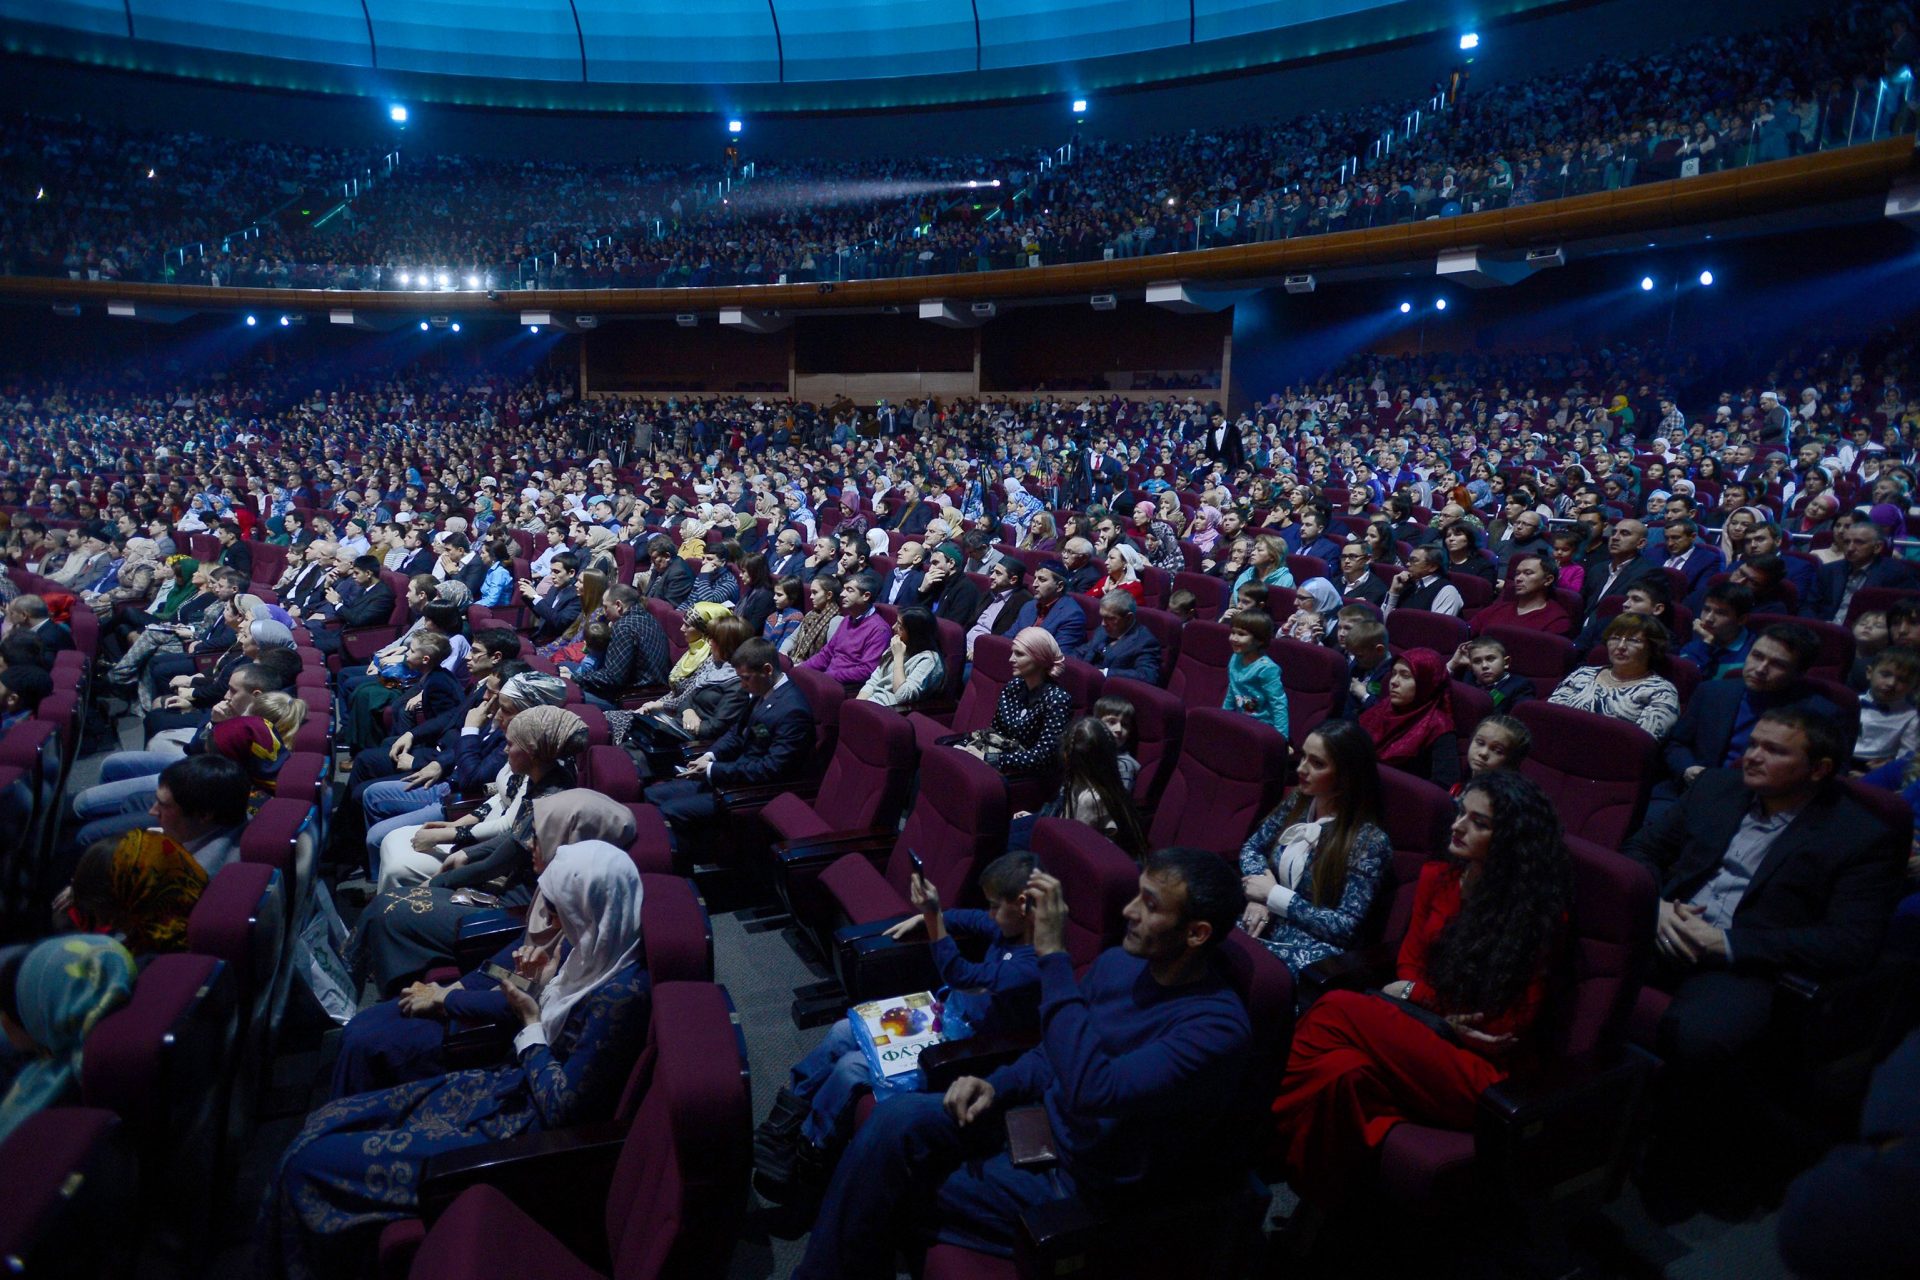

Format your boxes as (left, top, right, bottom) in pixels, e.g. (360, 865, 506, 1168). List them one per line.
(1676, 580, 1757, 680)
(1079, 589, 1162, 685)
(306, 556, 396, 656)
(1624, 708, 1904, 1193)
(2, 595, 73, 654)
(1005, 562, 1088, 653)
(1573, 578, 1671, 652)
(0, 663, 52, 732)
(154, 755, 252, 876)
(559, 585, 671, 709)
(646, 638, 814, 858)
(522, 552, 581, 644)
(1662, 623, 1837, 791)
(794, 850, 1252, 1279)
(1809, 522, 1918, 625)
(801, 572, 891, 693)
(1382, 546, 1462, 617)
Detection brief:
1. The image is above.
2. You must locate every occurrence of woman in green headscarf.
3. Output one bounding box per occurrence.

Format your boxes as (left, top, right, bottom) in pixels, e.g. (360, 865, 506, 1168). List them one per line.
(100, 554, 205, 669)
(0, 936, 137, 1142)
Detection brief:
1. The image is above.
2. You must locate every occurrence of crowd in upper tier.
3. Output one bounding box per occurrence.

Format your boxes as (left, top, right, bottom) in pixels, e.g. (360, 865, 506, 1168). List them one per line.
(1, 307, 1919, 1275)
(1, 1, 1907, 291)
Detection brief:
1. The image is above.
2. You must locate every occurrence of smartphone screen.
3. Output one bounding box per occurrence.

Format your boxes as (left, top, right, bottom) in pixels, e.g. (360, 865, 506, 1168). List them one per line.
(484, 961, 530, 992)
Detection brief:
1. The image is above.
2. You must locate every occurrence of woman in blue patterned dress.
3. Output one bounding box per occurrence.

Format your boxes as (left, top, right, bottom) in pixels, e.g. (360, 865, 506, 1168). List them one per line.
(1236, 719, 1391, 982)
(259, 832, 647, 1280)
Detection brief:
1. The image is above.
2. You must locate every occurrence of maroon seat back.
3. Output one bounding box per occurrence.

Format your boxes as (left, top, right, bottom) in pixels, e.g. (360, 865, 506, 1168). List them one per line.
(885, 746, 1010, 909)
(1796, 618, 1857, 679)
(637, 874, 714, 983)
(785, 662, 846, 768)
(1386, 610, 1471, 656)
(239, 796, 318, 923)
(0, 1108, 134, 1280)
(1270, 636, 1346, 749)
(1512, 702, 1657, 849)
(581, 744, 643, 802)
(1030, 818, 1139, 972)
(1136, 566, 1171, 610)
(932, 618, 968, 703)
(1056, 657, 1105, 721)
(1167, 621, 1233, 709)
(187, 863, 286, 1032)
(1174, 571, 1227, 618)
(949, 633, 1013, 735)
(1479, 625, 1576, 699)
(1287, 554, 1329, 584)
(812, 700, 919, 833)
(1098, 679, 1184, 812)
(1146, 708, 1290, 858)
(1544, 839, 1658, 1061)
(604, 983, 751, 1280)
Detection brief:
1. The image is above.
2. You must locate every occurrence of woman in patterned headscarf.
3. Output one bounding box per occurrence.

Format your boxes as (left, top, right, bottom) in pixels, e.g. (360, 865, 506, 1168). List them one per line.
(63, 829, 209, 955)
(0, 937, 137, 1142)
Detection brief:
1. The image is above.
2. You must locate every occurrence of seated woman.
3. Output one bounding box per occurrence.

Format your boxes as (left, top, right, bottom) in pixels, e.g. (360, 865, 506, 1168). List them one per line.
(328, 791, 637, 1098)
(1467, 553, 1572, 638)
(787, 574, 842, 663)
(954, 626, 1073, 780)
(478, 538, 517, 608)
(627, 612, 753, 767)
(263, 836, 648, 1280)
(1226, 609, 1290, 737)
(1269, 772, 1570, 1227)
(534, 569, 607, 663)
(1237, 719, 1389, 978)
(1359, 648, 1462, 788)
(353, 707, 590, 994)
(763, 576, 806, 653)
(1009, 717, 1147, 857)
(1441, 521, 1499, 587)
(1547, 613, 1682, 738)
(1281, 577, 1343, 644)
(0, 936, 137, 1142)
(1232, 534, 1296, 599)
(1091, 542, 1149, 603)
(857, 605, 945, 709)
(59, 829, 208, 957)
(99, 552, 204, 668)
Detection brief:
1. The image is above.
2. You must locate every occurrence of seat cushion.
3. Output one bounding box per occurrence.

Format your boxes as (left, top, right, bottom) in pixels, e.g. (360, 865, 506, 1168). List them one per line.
(0, 1108, 120, 1260)
(1627, 984, 1672, 1050)
(1376, 1123, 1476, 1207)
(624, 804, 675, 876)
(818, 851, 908, 925)
(761, 791, 832, 844)
(923, 1243, 1020, 1280)
(407, 1184, 602, 1280)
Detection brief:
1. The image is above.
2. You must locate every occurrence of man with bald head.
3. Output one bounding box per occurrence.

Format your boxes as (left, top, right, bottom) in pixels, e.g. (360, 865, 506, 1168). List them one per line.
(1582, 517, 1659, 618)
(881, 541, 925, 606)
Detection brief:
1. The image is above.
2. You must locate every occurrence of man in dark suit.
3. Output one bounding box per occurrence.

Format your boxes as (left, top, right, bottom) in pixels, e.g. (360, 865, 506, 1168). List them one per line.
(767, 528, 807, 583)
(1293, 507, 1343, 566)
(1332, 544, 1389, 607)
(1078, 589, 1162, 686)
(1581, 518, 1661, 618)
(1080, 440, 1125, 506)
(1808, 522, 1919, 624)
(214, 521, 253, 582)
(1650, 518, 1723, 599)
(1735, 522, 1818, 606)
(1661, 623, 1836, 791)
(644, 535, 694, 609)
(644, 637, 815, 859)
(2, 595, 73, 654)
(1006, 562, 1088, 653)
(964, 560, 1031, 659)
(523, 553, 581, 645)
(308, 556, 396, 656)
(1624, 706, 1904, 1192)
(394, 526, 437, 578)
(1203, 413, 1246, 474)
(880, 542, 925, 606)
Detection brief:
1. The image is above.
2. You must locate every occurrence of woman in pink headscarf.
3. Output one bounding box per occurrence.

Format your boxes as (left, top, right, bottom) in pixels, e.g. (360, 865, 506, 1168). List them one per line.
(1188, 504, 1224, 554)
(959, 626, 1073, 777)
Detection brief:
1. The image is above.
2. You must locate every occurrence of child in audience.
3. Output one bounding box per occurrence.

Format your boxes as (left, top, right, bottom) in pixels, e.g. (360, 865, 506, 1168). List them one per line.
(1445, 636, 1535, 713)
(1459, 714, 1532, 795)
(1849, 609, 1889, 690)
(1165, 588, 1198, 624)
(1550, 530, 1587, 595)
(1220, 580, 1269, 625)
(1092, 693, 1143, 793)
(1226, 609, 1290, 737)
(1335, 607, 1392, 710)
(1011, 717, 1148, 857)
(1855, 647, 1920, 771)
(574, 619, 611, 678)
(752, 852, 1041, 1202)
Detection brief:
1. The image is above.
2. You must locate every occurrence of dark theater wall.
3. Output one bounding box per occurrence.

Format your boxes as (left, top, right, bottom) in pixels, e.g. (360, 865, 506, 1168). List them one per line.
(981, 304, 1227, 393)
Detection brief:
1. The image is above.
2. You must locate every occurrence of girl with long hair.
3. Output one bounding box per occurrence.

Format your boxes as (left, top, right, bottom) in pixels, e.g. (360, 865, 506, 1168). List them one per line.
(1237, 719, 1389, 978)
(1270, 771, 1570, 1220)
(1011, 716, 1148, 859)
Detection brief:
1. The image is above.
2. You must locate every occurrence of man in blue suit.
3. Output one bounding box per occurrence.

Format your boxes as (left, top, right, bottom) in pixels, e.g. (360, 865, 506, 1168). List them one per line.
(645, 637, 815, 861)
(1005, 562, 1087, 653)
(1079, 589, 1162, 685)
(1661, 623, 1838, 791)
(1808, 523, 1918, 624)
(1650, 518, 1723, 598)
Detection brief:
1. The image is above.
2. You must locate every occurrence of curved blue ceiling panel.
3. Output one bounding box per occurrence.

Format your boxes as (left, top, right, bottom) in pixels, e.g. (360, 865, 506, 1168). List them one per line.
(363, 0, 581, 81)
(1195, 0, 1394, 43)
(129, 0, 372, 68)
(1, 0, 124, 38)
(976, 0, 1188, 70)
(577, 0, 779, 85)
(778, 0, 977, 82)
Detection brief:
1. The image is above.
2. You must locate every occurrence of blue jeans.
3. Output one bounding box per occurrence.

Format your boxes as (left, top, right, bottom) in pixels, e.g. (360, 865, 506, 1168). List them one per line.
(793, 1091, 1074, 1280)
(361, 778, 448, 874)
(790, 1019, 876, 1148)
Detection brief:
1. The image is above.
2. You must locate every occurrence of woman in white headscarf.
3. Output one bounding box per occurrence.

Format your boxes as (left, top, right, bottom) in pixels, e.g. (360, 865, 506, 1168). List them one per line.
(1000, 475, 1044, 540)
(266, 807, 647, 1280)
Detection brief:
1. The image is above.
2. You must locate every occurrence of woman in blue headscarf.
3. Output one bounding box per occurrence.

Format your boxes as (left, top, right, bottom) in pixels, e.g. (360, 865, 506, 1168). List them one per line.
(0, 936, 137, 1143)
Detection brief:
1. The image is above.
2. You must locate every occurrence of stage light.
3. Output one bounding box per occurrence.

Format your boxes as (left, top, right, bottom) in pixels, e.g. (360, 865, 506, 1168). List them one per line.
(1434, 298, 1447, 311)
(147, 169, 155, 179)
(1459, 32, 1480, 50)
(529, 325, 539, 334)
(397, 271, 411, 286)
(1072, 99, 1088, 114)
(1698, 270, 1714, 286)
(727, 119, 742, 134)
(279, 315, 290, 326)
(466, 274, 480, 289)
(35, 187, 43, 200)
(419, 321, 429, 331)
(244, 315, 257, 327)
(389, 104, 408, 124)
(451, 322, 461, 333)
(1399, 301, 1412, 314)
(436, 271, 450, 288)
(1640, 276, 1655, 291)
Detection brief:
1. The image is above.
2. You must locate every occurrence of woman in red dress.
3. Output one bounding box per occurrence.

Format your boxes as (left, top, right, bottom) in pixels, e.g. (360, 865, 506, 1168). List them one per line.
(1269, 769, 1570, 1220)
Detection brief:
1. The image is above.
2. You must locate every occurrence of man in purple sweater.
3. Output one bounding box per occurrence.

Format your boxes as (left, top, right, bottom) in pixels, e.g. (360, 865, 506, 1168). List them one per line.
(801, 571, 890, 692)
(793, 848, 1252, 1278)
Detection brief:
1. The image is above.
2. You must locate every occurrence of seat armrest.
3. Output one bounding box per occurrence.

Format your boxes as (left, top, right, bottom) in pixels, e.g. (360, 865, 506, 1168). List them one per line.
(418, 1120, 626, 1268)
(919, 1030, 1040, 1093)
(443, 798, 489, 821)
(442, 1018, 516, 1069)
(834, 911, 917, 945)
(772, 831, 896, 862)
(1773, 958, 1920, 1076)
(773, 835, 895, 925)
(1472, 1046, 1658, 1209)
(716, 779, 820, 812)
(834, 926, 937, 1003)
(1297, 946, 1394, 1005)
(451, 909, 528, 972)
